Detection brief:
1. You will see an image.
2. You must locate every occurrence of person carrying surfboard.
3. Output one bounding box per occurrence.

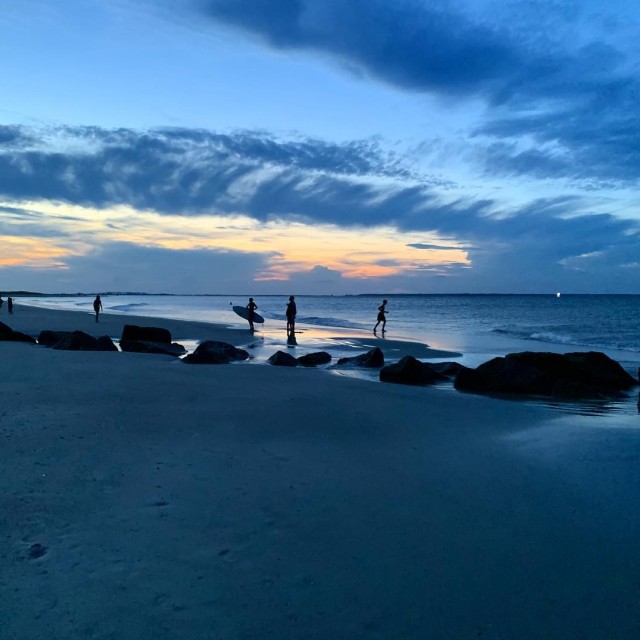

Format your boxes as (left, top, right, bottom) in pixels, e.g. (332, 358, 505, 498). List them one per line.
(246, 297, 258, 332)
(374, 299, 387, 334)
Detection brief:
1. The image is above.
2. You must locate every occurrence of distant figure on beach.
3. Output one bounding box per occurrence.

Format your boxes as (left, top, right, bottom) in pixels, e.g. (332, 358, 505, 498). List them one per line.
(373, 299, 387, 334)
(286, 296, 297, 335)
(93, 295, 103, 322)
(0, 296, 3, 311)
(7, 297, 13, 315)
(246, 297, 258, 332)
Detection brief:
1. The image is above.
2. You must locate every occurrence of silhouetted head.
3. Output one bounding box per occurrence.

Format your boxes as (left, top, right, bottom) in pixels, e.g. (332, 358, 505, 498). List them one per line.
(289, 295, 295, 301)
(249, 297, 253, 302)
(383, 299, 387, 304)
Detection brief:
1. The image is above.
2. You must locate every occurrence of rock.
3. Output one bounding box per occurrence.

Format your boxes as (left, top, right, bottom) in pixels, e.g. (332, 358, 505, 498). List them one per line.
(38, 330, 117, 351)
(430, 361, 465, 378)
(0, 321, 36, 343)
(119, 340, 186, 356)
(297, 351, 332, 367)
(183, 341, 249, 365)
(268, 351, 298, 367)
(380, 356, 449, 386)
(95, 336, 119, 352)
(120, 324, 171, 344)
(454, 351, 637, 398)
(336, 347, 384, 368)
(0, 330, 36, 344)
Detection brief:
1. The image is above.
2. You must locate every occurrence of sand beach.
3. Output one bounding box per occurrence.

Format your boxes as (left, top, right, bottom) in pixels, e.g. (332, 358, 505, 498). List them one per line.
(2, 303, 640, 639)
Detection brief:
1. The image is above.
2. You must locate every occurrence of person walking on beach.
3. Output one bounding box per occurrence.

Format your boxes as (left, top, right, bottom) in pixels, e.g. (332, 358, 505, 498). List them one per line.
(0, 296, 3, 312)
(246, 297, 258, 332)
(7, 297, 13, 315)
(93, 295, 103, 322)
(374, 299, 387, 334)
(286, 295, 297, 335)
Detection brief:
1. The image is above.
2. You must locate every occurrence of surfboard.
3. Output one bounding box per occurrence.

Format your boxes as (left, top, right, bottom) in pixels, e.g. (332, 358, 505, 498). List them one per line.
(233, 305, 265, 324)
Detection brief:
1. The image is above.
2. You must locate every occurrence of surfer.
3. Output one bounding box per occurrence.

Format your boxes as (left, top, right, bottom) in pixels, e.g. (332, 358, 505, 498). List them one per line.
(286, 295, 297, 335)
(246, 297, 258, 331)
(373, 299, 387, 334)
(93, 295, 103, 322)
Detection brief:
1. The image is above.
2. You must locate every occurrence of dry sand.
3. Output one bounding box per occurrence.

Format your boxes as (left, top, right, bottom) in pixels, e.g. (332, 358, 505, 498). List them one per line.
(2, 304, 640, 639)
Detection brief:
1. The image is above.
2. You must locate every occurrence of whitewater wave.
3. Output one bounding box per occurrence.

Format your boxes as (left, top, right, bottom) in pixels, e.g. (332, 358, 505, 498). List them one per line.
(109, 303, 150, 312)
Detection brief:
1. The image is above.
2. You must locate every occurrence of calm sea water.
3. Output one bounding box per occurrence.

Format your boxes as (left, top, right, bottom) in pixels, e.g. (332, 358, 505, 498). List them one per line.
(16, 293, 640, 418)
(18, 293, 640, 363)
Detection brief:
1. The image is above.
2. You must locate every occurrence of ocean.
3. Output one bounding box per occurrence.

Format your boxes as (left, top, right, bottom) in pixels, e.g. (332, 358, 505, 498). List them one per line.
(15, 293, 640, 418)
(17, 293, 640, 361)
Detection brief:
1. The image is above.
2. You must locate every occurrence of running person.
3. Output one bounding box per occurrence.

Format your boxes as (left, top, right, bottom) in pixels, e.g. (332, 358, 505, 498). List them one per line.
(373, 299, 387, 333)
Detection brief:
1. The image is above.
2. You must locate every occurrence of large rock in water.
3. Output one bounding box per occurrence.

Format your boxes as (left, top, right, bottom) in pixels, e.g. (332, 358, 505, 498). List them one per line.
(268, 351, 298, 367)
(297, 351, 332, 367)
(183, 341, 249, 365)
(38, 330, 117, 351)
(120, 324, 171, 344)
(336, 347, 384, 368)
(454, 351, 637, 398)
(380, 356, 449, 386)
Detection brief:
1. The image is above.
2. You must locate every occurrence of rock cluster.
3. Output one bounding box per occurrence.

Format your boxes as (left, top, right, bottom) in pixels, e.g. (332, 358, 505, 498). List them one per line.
(379, 356, 449, 386)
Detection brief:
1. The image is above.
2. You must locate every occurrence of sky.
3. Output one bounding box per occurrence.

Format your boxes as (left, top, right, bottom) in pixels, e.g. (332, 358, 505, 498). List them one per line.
(1, 0, 640, 294)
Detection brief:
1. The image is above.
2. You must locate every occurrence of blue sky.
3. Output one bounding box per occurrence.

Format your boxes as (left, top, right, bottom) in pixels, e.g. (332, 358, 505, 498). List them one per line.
(1, 0, 639, 293)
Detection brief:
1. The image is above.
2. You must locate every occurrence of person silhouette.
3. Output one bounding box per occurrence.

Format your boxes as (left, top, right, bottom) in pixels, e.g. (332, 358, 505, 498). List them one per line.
(93, 295, 103, 322)
(286, 295, 297, 335)
(7, 297, 13, 315)
(246, 297, 258, 332)
(373, 299, 387, 334)
(0, 296, 3, 311)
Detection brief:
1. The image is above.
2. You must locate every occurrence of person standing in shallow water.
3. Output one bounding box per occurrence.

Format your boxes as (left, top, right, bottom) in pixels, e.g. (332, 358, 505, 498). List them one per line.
(374, 299, 387, 334)
(93, 295, 103, 322)
(7, 297, 13, 315)
(246, 297, 258, 332)
(286, 295, 297, 335)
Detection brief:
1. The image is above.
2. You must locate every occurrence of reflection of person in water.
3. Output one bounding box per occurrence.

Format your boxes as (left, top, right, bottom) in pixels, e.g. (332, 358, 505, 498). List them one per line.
(246, 297, 258, 332)
(373, 299, 387, 334)
(93, 295, 103, 322)
(286, 296, 297, 335)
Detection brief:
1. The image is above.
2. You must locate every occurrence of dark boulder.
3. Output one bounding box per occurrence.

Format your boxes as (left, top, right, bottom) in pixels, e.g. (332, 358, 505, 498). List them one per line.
(297, 351, 332, 367)
(38, 330, 116, 351)
(380, 356, 449, 386)
(268, 351, 298, 367)
(120, 324, 171, 344)
(455, 351, 637, 399)
(119, 340, 185, 357)
(95, 336, 119, 352)
(0, 330, 36, 344)
(183, 341, 249, 365)
(336, 347, 384, 368)
(0, 320, 13, 334)
(430, 361, 466, 378)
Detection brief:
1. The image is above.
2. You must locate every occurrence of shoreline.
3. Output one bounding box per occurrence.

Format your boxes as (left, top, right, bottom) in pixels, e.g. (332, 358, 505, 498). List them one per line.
(2, 304, 640, 638)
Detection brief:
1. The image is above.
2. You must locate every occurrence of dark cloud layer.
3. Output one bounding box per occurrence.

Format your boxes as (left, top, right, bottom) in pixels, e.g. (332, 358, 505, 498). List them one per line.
(196, 0, 640, 184)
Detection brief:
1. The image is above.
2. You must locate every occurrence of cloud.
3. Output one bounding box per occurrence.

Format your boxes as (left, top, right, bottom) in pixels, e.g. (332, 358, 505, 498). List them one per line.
(194, 0, 640, 184)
